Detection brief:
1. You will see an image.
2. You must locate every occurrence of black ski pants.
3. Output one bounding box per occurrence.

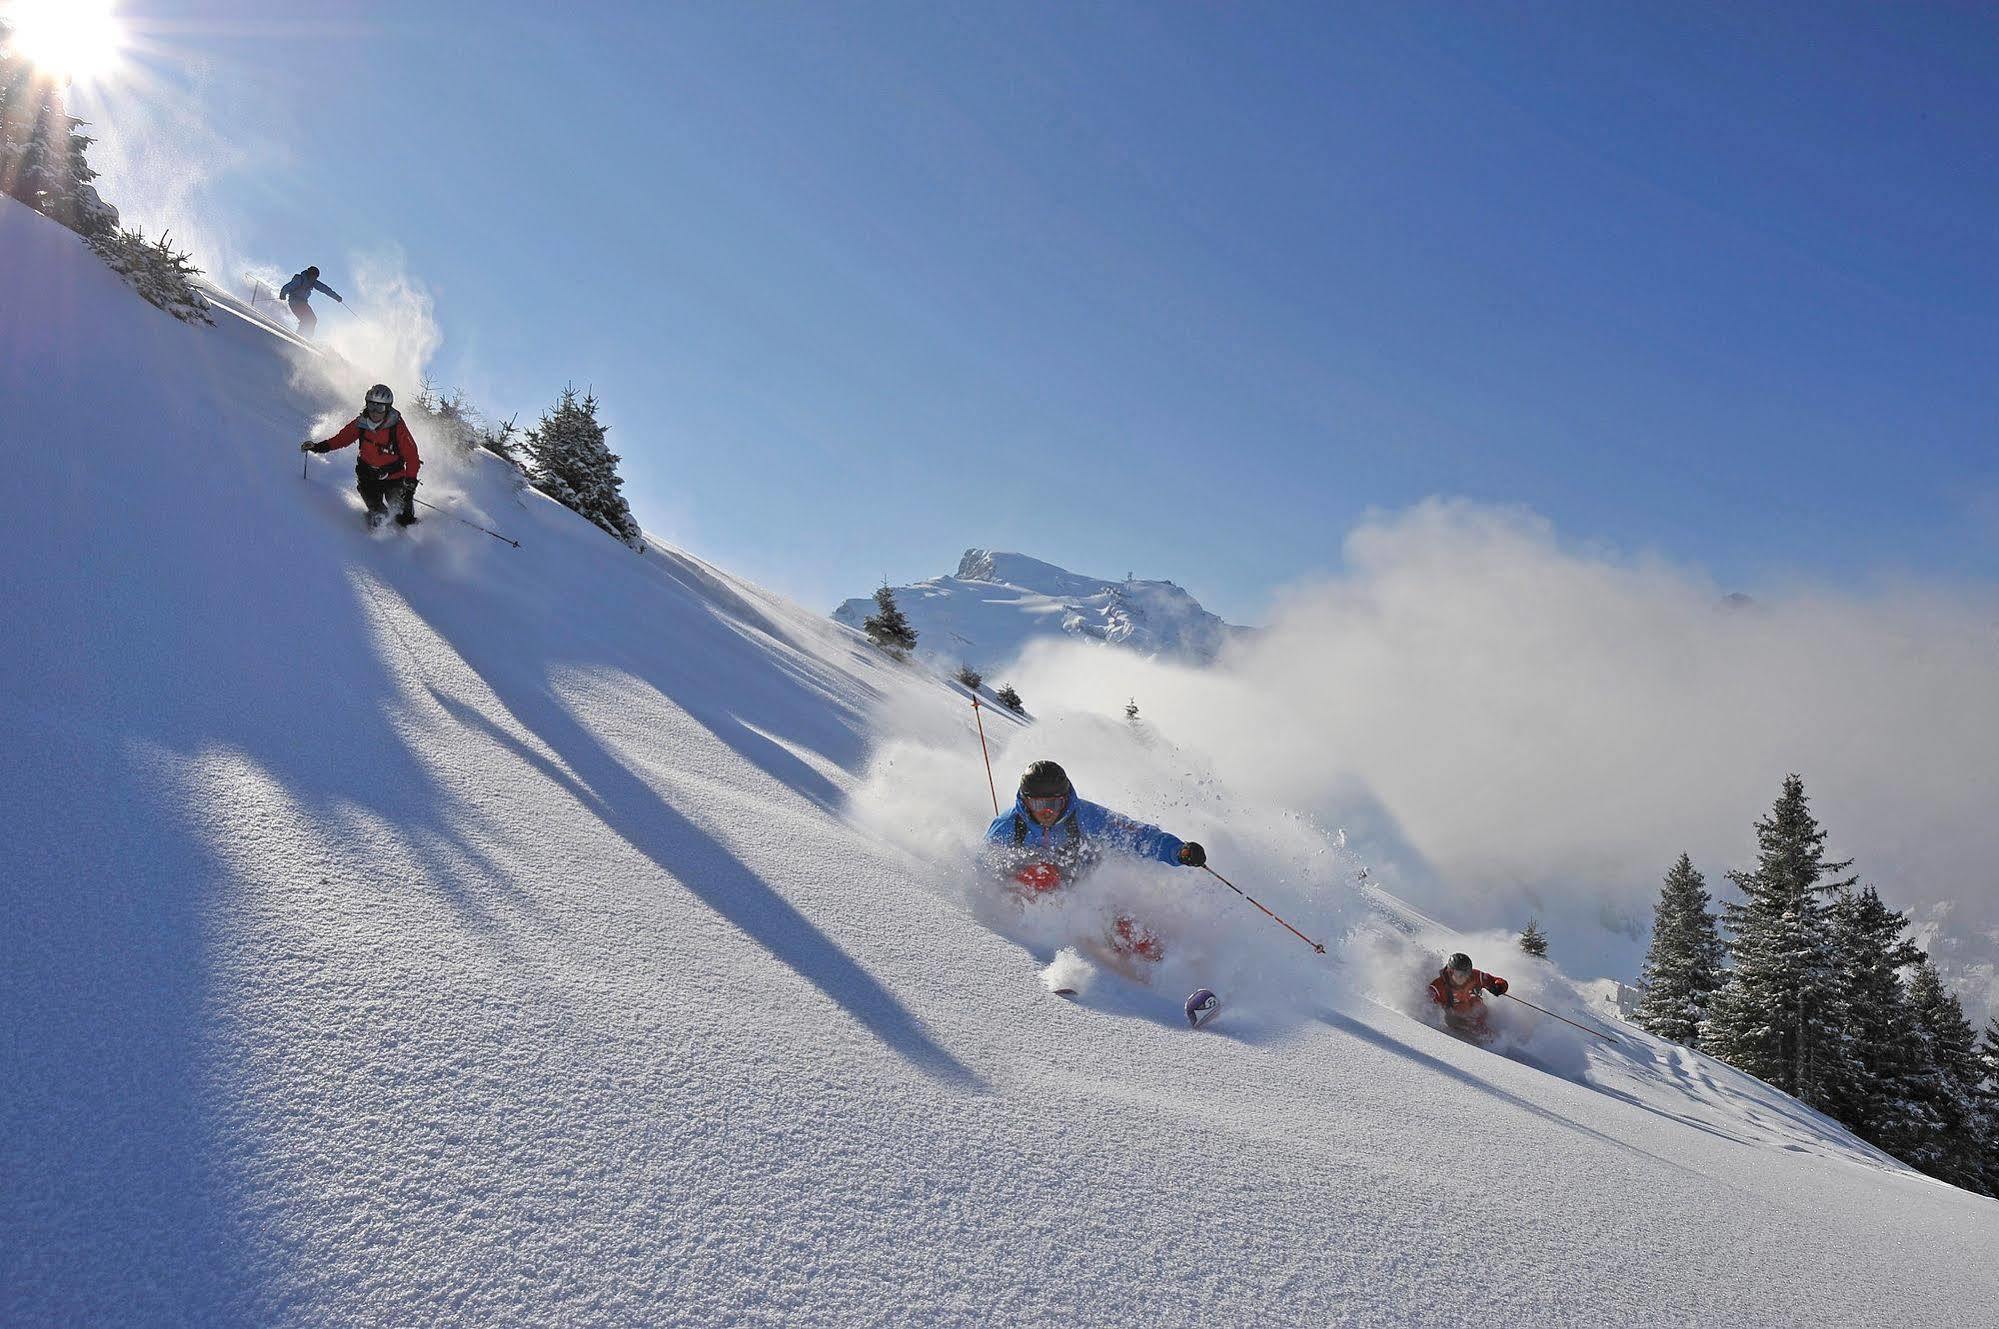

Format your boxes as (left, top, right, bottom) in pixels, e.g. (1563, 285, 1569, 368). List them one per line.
(356, 463, 416, 519)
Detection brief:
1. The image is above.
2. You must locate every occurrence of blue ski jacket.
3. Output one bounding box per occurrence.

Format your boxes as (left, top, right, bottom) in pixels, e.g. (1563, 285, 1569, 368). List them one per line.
(983, 784, 1187, 879)
(279, 271, 341, 305)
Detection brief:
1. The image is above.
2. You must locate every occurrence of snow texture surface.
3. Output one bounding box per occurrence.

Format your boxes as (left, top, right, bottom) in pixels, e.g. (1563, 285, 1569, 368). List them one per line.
(4, 198, 1997, 1327)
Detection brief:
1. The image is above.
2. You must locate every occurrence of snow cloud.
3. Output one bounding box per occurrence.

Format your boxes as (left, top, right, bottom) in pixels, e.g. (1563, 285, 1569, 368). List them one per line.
(1006, 500, 1999, 985)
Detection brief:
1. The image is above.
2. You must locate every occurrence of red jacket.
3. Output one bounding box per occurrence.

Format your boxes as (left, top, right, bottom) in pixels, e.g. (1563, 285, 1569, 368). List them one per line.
(1428, 968, 1508, 1014)
(317, 410, 421, 481)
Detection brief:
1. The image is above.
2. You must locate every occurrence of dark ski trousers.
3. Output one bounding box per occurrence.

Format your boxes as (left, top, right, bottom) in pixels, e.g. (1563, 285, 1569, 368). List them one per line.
(290, 298, 317, 339)
(356, 463, 416, 520)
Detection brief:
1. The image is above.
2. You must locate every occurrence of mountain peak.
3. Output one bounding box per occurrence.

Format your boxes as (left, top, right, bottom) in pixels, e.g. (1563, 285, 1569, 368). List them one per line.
(836, 549, 1249, 670)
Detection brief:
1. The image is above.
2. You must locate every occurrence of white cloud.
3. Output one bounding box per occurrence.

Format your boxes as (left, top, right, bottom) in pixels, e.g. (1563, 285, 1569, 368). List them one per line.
(1006, 499, 1999, 985)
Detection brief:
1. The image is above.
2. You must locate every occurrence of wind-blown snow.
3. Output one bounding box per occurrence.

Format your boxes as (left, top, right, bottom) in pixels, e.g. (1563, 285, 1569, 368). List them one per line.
(832, 548, 1250, 674)
(5, 197, 1997, 1327)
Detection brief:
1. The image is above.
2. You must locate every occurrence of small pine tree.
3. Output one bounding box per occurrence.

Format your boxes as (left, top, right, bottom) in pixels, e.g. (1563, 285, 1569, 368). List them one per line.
(84, 226, 213, 323)
(1518, 919, 1549, 959)
(1903, 962, 1990, 1193)
(1634, 853, 1726, 1046)
(1702, 775, 1857, 1112)
(480, 414, 522, 463)
(0, 32, 120, 239)
(1124, 698, 1140, 723)
(995, 683, 1024, 714)
(525, 385, 643, 550)
(862, 585, 917, 658)
(1978, 1018, 1999, 1194)
(954, 664, 983, 691)
(1823, 886, 1931, 1155)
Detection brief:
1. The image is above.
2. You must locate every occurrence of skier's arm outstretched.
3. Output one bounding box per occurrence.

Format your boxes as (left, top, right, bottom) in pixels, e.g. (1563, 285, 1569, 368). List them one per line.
(313, 279, 343, 302)
(1075, 802, 1203, 867)
(304, 420, 363, 453)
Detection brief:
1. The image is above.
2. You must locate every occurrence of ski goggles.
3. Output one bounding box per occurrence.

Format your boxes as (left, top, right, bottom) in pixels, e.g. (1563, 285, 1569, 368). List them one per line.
(1022, 793, 1068, 818)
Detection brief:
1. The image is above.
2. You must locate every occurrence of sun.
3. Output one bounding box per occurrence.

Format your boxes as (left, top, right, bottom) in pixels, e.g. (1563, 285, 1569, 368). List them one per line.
(3, 0, 127, 85)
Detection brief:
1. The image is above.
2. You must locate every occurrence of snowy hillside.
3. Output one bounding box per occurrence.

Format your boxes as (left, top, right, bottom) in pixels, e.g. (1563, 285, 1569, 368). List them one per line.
(6, 195, 1998, 1328)
(833, 548, 1250, 673)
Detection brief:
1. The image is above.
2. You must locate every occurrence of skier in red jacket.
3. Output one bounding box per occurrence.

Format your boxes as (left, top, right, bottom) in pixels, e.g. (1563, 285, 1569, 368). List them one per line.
(301, 384, 422, 529)
(1428, 952, 1509, 1039)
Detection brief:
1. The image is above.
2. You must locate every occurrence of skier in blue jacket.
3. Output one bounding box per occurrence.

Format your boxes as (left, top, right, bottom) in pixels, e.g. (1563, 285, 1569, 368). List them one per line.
(984, 759, 1205, 967)
(277, 265, 342, 339)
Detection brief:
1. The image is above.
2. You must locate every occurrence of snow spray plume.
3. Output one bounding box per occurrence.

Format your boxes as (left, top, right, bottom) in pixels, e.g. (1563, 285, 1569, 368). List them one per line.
(851, 695, 1368, 1030)
(1007, 499, 1999, 1010)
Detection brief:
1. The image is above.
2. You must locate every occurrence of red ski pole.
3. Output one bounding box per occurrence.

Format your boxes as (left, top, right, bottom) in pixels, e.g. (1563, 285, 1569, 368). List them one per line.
(970, 695, 999, 816)
(1201, 865, 1327, 955)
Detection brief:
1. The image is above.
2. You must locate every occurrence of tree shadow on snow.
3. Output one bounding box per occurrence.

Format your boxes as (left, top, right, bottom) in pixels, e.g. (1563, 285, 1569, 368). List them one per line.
(395, 580, 981, 1094)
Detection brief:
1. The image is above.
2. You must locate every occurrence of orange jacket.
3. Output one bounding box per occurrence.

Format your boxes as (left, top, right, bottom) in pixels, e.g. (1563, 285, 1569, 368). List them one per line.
(317, 410, 421, 481)
(1428, 968, 1508, 1013)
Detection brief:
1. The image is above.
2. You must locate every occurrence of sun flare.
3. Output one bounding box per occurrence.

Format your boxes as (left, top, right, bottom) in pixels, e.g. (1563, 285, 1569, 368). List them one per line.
(3, 0, 126, 85)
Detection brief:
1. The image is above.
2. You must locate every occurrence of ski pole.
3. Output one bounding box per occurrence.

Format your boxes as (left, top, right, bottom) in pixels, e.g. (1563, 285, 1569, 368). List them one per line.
(970, 695, 999, 815)
(1499, 992, 1625, 1045)
(1200, 865, 1326, 955)
(412, 495, 520, 548)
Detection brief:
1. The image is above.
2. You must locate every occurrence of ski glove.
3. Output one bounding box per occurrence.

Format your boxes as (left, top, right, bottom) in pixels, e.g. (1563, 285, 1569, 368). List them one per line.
(300, 441, 318, 452)
(1486, 979, 1508, 996)
(1177, 842, 1206, 868)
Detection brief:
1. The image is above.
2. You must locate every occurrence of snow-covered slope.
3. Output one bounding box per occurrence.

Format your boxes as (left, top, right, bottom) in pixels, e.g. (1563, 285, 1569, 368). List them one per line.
(833, 548, 1250, 673)
(6, 197, 1998, 1328)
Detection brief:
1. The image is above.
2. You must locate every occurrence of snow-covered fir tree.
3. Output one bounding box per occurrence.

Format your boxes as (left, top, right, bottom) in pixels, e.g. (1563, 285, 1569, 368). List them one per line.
(1904, 961, 1991, 1193)
(862, 585, 917, 658)
(995, 683, 1024, 714)
(1635, 853, 1726, 1046)
(1978, 1018, 1999, 1194)
(1124, 698, 1140, 723)
(1702, 776, 1857, 1112)
(84, 226, 213, 323)
(1824, 886, 1931, 1157)
(954, 664, 983, 691)
(0, 29, 120, 239)
(525, 386, 642, 550)
(1518, 919, 1549, 958)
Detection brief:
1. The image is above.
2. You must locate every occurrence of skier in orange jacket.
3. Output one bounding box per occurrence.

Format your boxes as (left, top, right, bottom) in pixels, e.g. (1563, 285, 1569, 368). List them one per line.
(301, 384, 422, 529)
(1428, 952, 1509, 1039)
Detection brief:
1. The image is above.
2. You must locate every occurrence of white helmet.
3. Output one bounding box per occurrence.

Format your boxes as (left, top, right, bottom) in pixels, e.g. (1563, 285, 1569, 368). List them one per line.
(365, 384, 394, 407)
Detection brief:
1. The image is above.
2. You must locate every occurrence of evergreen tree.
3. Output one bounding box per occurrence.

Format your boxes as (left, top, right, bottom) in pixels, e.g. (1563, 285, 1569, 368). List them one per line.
(1124, 698, 1140, 723)
(954, 664, 983, 691)
(1978, 1018, 1999, 1194)
(1904, 962, 1990, 1193)
(84, 226, 213, 323)
(995, 683, 1024, 714)
(1518, 919, 1549, 959)
(0, 29, 119, 238)
(525, 386, 642, 550)
(1635, 853, 1726, 1046)
(1702, 776, 1857, 1112)
(862, 585, 917, 658)
(1824, 887, 1930, 1154)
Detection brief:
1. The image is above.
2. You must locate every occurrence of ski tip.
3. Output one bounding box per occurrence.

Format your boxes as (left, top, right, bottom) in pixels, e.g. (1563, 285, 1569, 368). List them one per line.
(1052, 987, 1079, 999)
(1184, 988, 1221, 1029)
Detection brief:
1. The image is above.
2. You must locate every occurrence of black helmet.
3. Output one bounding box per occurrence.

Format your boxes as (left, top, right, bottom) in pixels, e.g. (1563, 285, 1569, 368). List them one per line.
(305, 265, 319, 278)
(1019, 760, 1071, 800)
(1447, 952, 1473, 976)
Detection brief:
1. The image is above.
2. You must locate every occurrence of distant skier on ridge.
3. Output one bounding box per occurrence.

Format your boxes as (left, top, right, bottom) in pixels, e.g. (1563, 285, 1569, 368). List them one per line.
(1427, 951, 1510, 1040)
(278, 264, 341, 339)
(984, 759, 1205, 973)
(300, 384, 422, 530)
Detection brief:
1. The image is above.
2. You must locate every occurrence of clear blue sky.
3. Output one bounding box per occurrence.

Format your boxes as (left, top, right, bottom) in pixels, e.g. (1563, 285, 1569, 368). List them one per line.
(83, 2, 1999, 621)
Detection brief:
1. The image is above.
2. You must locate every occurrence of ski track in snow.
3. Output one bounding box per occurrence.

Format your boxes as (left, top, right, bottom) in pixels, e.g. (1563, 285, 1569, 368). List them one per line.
(4, 198, 1997, 1327)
